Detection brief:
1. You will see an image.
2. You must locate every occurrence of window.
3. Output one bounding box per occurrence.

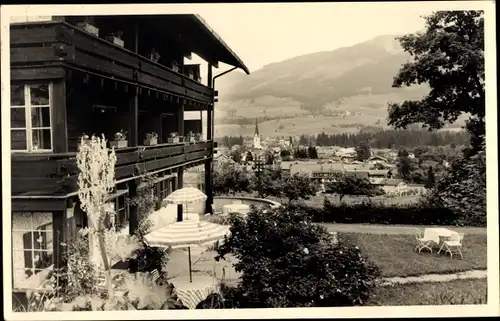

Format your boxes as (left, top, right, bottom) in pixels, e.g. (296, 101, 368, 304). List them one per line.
(104, 192, 129, 231)
(11, 84, 53, 152)
(12, 213, 53, 288)
(155, 178, 174, 210)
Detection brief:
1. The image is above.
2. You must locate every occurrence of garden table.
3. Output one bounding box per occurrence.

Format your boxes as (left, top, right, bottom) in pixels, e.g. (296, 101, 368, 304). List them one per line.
(222, 204, 250, 215)
(169, 275, 219, 309)
(423, 228, 459, 248)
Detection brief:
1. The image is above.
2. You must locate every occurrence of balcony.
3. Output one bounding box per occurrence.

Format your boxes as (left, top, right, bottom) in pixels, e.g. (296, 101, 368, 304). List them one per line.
(11, 141, 213, 196)
(10, 21, 213, 105)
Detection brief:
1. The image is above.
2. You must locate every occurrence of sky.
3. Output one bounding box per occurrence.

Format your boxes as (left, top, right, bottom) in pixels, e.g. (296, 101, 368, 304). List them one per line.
(2, 2, 491, 123)
(187, 2, 459, 72)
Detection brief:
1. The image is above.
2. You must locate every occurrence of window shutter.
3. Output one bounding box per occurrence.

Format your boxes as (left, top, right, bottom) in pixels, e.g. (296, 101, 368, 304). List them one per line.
(155, 182, 162, 211)
(22, 232, 33, 277)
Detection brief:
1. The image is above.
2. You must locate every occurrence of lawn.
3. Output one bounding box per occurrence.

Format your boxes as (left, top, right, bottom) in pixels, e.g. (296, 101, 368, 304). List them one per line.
(367, 278, 488, 306)
(341, 233, 487, 277)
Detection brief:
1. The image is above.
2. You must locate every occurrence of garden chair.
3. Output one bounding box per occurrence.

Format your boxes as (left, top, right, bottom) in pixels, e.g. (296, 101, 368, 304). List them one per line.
(151, 269, 160, 283)
(211, 204, 222, 215)
(442, 233, 464, 259)
(414, 228, 434, 253)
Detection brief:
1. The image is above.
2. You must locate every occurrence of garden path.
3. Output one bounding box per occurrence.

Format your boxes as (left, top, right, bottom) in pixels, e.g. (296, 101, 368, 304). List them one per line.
(321, 223, 487, 235)
(379, 269, 487, 286)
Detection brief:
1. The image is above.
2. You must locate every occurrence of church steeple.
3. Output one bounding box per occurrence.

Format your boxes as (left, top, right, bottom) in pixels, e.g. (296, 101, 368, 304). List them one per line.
(253, 118, 262, 149)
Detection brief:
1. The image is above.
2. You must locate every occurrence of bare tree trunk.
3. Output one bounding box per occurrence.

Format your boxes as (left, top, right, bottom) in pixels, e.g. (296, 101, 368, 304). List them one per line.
(97, 221, 113, 297)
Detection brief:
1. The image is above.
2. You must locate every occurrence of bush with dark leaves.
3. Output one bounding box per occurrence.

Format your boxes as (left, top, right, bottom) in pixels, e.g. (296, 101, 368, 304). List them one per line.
(214, 206, 381, 308)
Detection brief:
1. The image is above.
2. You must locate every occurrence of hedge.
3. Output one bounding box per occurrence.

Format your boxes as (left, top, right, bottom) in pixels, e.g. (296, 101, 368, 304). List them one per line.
(299, 200, 484, 227)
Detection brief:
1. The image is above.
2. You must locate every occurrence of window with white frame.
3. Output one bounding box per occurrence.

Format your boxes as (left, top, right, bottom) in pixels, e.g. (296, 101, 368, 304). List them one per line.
(10, 84, 53, 152)
(12, 213, 53, 288)
(104, 193, 129, 231)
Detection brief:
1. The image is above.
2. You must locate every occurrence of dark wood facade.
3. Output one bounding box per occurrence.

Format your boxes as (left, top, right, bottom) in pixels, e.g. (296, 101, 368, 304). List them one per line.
(9, 15, 249, 279)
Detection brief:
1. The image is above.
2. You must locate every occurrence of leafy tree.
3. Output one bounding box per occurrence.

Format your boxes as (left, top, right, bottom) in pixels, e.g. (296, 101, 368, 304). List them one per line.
(250, 167, 282, 198)
(307, 145, 318, 159)
(299, 134, 309, 146)
(230, 149, 242, 163)
(325, 173, 384, 202)
(215, 206, 381, 308)
(245, 151, 254, 162)
(425, 166, 436, 188)
(274, 172, 318, 204)
(398, 149, 409, 157)
(355, 142, 371, 161)
(431, 148, 486, 226)
(313, 129, 470, 149)
(264, 151, 274, 165)
(213, 163, 251, 196)
(293, 147, 308, 159)
(387, 11, 485, 155)
(396, 155, 417, 182)
(280, 149, 291, 158)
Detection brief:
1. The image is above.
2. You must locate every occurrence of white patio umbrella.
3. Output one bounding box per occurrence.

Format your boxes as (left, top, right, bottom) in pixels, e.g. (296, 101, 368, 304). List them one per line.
(143, 220, 230, 283)
(165, 187, 207, 220)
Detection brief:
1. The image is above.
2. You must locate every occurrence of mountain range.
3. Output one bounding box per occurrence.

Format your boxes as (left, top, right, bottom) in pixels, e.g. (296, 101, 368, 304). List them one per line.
(214, 34, 466, 138)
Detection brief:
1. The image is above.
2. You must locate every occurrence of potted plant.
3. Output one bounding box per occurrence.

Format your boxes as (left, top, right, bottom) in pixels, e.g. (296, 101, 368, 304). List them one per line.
(32, 137, 40, 151)
(167, 132, 179, 144)
(187, 131, 196, 143)
(77, 133, 90, 149)
(149, 48, 161, 63)
(110, 129, 128, 149)
(105, 30, 124, 47)
(77, 16, 99, 37)
(172, 61, 180, 72)
(144, 132, 158, 146)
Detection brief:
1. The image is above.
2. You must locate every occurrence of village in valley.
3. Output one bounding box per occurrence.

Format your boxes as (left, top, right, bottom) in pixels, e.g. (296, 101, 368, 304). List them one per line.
(2, 2, 494, 317)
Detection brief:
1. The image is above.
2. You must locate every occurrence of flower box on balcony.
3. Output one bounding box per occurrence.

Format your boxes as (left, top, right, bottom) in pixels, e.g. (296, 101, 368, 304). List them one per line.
(105, 35, 124, 47)
(186, 132, 197, 143)
(110, 140, 128, 149)
(143, 137, 157, 146)
(144, 132, 158, 146)
(77, 22, 99, 37)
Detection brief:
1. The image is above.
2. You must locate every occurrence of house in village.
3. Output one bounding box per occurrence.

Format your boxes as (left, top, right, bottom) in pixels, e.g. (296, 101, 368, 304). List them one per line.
(373, 179, 408, 195)
(9, 14, 248, 294)
(316, 146, 336, 159)
(368, 155, 388, 166)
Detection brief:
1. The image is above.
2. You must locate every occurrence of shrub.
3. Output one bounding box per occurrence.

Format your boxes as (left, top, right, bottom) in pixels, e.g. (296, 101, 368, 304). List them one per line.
(44, 272, 188, 311)
(50, 231, 102, 302)
(127, 177, 170, 275)
(306, 198, 469, 226)
(215, 206, 381, 308)
(205, 214, 232, 226)
(128, 218, 170, 274)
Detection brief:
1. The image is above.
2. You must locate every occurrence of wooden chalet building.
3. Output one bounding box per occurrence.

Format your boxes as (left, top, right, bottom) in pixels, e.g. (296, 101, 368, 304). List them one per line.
(9, 15, 249, 291)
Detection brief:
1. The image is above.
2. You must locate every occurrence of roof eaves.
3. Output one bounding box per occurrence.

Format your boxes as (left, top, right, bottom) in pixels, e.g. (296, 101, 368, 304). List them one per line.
(193, 14, 250, 75)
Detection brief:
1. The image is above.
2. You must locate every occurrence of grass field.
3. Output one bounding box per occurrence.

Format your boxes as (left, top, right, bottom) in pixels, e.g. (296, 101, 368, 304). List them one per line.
(367, 278, 487, 306)
(341, 233, 487, 278)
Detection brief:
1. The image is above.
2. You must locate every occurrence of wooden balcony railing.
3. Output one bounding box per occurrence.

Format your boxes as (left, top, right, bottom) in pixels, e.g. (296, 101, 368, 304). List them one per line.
(10, 21, 214, 104)
(11, 141, 213, 196)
